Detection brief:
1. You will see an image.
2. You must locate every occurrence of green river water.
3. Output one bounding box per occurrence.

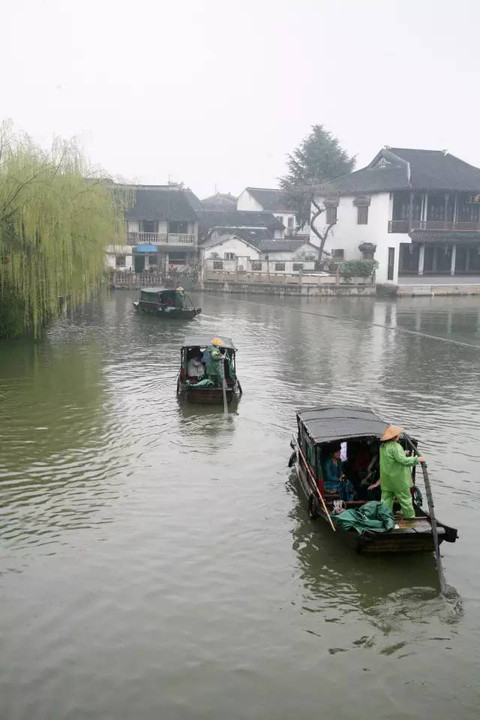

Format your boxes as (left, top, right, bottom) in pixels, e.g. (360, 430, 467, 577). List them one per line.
(1, 291, 479, 719)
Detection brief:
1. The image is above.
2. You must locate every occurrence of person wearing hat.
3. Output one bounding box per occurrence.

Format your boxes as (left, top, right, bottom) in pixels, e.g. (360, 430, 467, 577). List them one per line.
(374, 425, 425, 518)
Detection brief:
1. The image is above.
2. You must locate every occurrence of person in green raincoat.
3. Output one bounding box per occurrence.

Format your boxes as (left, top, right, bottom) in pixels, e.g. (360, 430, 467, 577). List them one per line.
(372, 425, 425, 518)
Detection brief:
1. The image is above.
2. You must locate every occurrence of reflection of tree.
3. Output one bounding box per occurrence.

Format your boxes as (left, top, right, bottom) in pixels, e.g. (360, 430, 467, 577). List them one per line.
(0, 338, 116, 544)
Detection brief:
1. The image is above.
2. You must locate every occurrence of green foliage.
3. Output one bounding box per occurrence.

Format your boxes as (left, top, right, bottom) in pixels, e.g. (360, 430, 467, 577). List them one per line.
(0, 121, 131, 338)
(339, 259, 378, 279)
(280, 125, 356, 226)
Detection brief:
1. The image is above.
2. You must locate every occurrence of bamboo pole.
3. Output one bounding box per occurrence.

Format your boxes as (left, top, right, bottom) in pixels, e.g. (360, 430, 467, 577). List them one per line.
(404, 434, 447, 595)
(293, 436, 336, 532)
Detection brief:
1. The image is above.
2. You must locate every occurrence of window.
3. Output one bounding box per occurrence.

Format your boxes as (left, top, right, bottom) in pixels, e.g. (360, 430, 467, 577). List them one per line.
(332, 249, 344, 259)
(213, 260, 224, 269)
(142, 220, 157, 233)
(275, 262, 286, 271)
(287, 216, 294, 229)
(224, 252, 235, 260)
(292, 263, 303, 271)
(251, 261, 262, 270)
(387, 247, 395, 280)
(168, 221, 188, 234)
(115, 254, 126, 267)
(326, 205, 337, 224)
(357, 205, 369, 224)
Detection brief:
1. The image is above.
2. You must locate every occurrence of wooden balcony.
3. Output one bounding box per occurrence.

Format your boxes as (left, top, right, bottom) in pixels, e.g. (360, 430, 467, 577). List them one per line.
(389, 220, 480, 234)
(127, 231, 196, 245)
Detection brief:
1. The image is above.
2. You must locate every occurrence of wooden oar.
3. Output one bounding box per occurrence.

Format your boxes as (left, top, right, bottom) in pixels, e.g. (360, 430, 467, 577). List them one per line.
(404, 435, 447, 595)
(293, 436, 336, 532)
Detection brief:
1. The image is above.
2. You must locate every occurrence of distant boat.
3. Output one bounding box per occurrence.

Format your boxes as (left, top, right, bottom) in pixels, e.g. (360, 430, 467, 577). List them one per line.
(176, 335, 243, 404)
(133, 287, 201, 319)
(290, 405, 458, 553)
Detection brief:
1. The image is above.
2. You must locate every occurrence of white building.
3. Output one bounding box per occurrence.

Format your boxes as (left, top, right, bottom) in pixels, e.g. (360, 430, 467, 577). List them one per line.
(106, 184, 201, 273)
(237, 187, 297, 236)
(311, 147, 480, 285)
(201, 234, 316, 274)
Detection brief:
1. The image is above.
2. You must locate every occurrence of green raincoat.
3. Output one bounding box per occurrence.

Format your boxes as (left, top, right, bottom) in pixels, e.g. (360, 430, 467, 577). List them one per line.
(380, 440, 419, 518)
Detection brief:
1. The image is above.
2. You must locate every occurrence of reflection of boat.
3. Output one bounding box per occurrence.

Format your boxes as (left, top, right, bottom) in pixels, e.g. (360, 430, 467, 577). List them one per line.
(290, 406, 458, 554)
(133, 287, 201, 319)
(176, 335, 242, 404)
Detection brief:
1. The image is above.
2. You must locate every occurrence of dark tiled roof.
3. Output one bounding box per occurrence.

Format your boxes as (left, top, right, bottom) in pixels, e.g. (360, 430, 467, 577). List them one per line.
(197, 209, 284, 230)
(201, 193, 237, 210)
(202, 233, 260, 251)
(125, 185, 199, 221)
(409, 230, 480, 244)
(330, 165, 408, 193)
(245, 187, 293, 213)
(258, 238, 316, 253)
(228, 228, 271, 245)
(329, 148, 480, 194)
(389, 148, 480, 191)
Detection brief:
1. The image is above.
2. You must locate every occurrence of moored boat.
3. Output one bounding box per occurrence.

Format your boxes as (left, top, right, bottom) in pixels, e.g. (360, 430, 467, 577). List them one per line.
(133, 287, 201, 319)
(290, 405, 458, 553)
(176, 335, 242, 404)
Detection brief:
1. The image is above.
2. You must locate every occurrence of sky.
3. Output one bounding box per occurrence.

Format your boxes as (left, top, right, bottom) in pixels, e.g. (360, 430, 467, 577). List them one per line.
(2, 0, 480, 198)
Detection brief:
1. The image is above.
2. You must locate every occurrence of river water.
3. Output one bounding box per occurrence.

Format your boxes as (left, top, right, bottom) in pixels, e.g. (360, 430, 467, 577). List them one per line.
(1, 291, 479, 720)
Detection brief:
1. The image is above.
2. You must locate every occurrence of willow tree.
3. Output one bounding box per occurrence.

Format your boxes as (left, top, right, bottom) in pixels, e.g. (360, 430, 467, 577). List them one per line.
(0, 122, 129, 338)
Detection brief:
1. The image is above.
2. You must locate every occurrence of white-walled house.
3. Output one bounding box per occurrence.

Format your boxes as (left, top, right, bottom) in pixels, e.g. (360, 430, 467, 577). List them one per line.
(201, 234, 261, 262)
(201, 234, 316, 274)
(311, 147, 480, 284)
(237, 187, 297, 236)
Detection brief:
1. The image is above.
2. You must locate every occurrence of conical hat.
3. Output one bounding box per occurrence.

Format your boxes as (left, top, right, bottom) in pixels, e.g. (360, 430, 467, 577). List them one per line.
(381, 425, 403, 442)
(210, 337, 224, 346)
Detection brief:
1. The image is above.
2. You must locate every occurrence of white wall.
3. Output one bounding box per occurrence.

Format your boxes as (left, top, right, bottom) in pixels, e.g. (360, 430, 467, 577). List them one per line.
(202, 237, 261, 261)
(105, 245, 133, 271)
(261, 243, 317, 261)
(237, 190, 263, 211)
(310, 193, 408, 284)
(204, 257, 314, 274)
(127, 220, 139, 233)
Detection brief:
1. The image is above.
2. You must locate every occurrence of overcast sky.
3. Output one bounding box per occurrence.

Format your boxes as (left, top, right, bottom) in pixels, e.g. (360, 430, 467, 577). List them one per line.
(2, 0, 479, 197)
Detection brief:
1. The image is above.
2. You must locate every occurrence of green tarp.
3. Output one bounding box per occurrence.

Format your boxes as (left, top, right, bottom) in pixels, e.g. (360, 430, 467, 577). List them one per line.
(333, 501, 395, 535)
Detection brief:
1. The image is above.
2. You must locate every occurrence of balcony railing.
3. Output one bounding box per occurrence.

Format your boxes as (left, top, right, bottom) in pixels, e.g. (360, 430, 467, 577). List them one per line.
(389, 219, 480, 233)
(127, 231, 196, 245)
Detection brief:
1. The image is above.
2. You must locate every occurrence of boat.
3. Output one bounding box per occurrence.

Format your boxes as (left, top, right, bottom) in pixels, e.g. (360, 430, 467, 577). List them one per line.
(290, 405, 458, 553)
(133, 287, 201, 319)
(176, 335, 242, 404)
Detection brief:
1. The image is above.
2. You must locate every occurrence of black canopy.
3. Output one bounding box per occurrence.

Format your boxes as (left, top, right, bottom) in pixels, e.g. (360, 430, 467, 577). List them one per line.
(298, 406, 387, 443)
(183, 335, 236, 350)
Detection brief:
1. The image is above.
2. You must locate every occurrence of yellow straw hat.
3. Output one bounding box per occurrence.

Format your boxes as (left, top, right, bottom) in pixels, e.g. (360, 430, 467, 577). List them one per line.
(210, 337, 225, 346)
(380, 425, 403, 442)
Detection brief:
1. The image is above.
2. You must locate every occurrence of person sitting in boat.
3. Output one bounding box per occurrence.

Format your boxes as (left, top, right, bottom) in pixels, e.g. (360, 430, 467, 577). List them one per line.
(323, 444, 356, 501)
(187, 350, 205, 380)
(370, 425, 425, 519)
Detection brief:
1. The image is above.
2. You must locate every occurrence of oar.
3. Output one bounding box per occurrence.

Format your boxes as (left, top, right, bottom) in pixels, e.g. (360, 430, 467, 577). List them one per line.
(293, 436, 336, 532)
(404, 435, 447, 595)
(220, 354, 228, 415)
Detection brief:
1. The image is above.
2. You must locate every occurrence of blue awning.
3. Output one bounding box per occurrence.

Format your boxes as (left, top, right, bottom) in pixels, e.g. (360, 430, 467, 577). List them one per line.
(135, 244, 158, 253)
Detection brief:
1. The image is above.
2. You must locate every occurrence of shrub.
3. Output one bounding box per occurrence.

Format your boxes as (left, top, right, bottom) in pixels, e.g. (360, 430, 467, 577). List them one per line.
(339, 259, 378, 279)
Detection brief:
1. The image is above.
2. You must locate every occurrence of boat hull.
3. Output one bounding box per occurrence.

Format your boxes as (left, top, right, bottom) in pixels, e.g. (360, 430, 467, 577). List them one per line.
(178, 381, 239, 404)
(133, 301, 201, 319)
(295, 462, 458, 554)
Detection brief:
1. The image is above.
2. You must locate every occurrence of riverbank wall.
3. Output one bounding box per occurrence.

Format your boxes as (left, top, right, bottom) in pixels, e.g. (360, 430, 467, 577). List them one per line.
(202, 280, 375, 296)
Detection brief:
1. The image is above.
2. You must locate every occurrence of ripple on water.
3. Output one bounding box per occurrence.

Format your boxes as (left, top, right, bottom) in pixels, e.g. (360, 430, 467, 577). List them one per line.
(1, 291, 480, 719)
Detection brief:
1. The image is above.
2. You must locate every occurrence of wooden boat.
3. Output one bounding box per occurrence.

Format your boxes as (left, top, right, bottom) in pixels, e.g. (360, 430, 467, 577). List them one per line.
(290, 405, 458, 554)
(176, 335, 242, 404)
(133, 287, 201, 319)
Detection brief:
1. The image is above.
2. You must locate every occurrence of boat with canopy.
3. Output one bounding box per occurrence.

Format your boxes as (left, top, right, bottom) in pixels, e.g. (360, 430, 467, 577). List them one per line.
(176, 335, 242, 404)
(133, 287, 201, 319)
(290, 405, 458, 554)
